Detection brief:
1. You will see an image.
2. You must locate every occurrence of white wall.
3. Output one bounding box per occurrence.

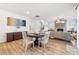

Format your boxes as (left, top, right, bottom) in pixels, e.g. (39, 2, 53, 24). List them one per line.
(66, 18, 77, 31)
(46, 7, 77, 31)
(31, 17, 77, 33)
(77, 6, 79, 49)
(0, 9, 29, 43)
(45, 18, 77, 31)
(59, 8, 77, 31)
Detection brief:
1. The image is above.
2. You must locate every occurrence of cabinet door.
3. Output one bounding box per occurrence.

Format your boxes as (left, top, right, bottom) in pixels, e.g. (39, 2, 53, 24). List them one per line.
(13, 32, 22, 40)
(7, 33, 13, 42)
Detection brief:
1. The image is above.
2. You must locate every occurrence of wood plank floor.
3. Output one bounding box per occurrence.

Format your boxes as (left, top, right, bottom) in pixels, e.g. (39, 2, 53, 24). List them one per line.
(0, 39, 79, 55)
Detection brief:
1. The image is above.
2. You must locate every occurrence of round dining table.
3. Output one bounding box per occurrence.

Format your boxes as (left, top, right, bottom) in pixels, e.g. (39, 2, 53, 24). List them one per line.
(27, 33, 45, 46)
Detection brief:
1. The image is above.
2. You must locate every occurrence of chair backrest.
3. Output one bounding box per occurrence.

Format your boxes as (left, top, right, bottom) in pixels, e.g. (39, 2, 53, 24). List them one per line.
(42, 31, 50, 43)
(22, 31, 27, 42)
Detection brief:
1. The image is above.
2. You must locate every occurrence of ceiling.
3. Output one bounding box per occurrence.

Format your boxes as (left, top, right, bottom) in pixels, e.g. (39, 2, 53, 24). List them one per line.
(0, 3, 77, 20)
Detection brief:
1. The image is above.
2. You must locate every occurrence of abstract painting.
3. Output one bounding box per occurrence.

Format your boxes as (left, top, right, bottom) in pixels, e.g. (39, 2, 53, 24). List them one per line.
(7, 17, 26, 27)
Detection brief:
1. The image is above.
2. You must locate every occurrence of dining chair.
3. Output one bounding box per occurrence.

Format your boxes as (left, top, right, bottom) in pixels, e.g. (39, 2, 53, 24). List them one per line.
(22, 31, 35, 52)
(38, 31, 50, 48)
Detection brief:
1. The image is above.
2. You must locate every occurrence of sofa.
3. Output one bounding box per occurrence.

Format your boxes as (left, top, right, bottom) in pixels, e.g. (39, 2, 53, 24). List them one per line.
(50, 31, 74, 42)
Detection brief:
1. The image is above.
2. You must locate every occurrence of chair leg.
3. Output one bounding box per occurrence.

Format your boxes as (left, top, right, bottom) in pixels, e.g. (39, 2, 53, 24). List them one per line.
(23, 43, 26, 54)
(24, 44, 27, 54)
(23, 43, 25, 48)
(43, 44, 45, 48)
(38, 41, 40, 48)
(32, 43, 34, 48)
